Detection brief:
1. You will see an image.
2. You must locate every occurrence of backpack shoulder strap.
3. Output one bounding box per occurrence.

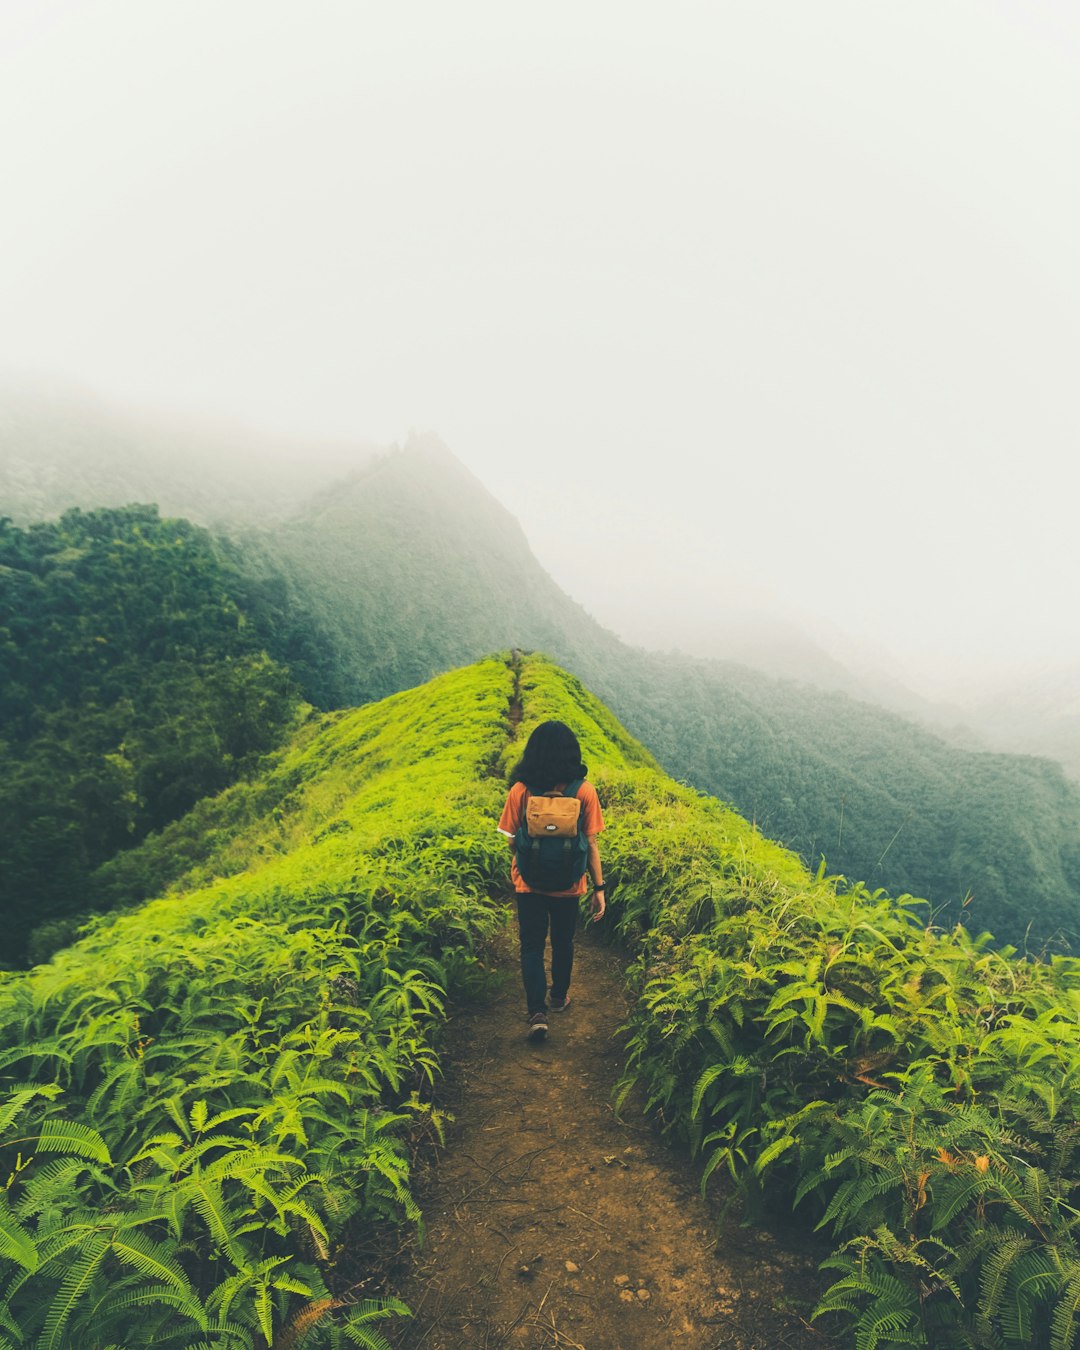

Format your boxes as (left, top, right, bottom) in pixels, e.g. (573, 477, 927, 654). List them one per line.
(561, 779, 583, 798)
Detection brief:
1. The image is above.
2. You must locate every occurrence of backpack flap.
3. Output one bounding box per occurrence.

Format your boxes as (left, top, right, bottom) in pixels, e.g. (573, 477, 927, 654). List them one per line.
(525, 793, 582, 839)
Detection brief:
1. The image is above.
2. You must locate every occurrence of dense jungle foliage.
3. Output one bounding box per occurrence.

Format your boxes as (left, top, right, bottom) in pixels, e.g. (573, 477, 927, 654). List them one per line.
(0, 506, 300, 965)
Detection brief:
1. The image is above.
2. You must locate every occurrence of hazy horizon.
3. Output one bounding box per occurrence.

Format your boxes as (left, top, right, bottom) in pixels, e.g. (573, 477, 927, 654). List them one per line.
(2, 2, 1078, 698)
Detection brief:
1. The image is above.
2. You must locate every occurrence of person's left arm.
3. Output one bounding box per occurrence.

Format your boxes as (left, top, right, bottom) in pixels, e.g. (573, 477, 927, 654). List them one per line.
(586, 835, 606, 921)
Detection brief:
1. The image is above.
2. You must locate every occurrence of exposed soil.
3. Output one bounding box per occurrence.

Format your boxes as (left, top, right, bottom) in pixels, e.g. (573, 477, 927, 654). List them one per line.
(389, 924, 833, 1350)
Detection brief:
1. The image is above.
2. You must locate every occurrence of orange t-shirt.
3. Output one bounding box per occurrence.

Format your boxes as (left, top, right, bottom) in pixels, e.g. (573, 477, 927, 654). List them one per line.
(497, 780, 605, 897)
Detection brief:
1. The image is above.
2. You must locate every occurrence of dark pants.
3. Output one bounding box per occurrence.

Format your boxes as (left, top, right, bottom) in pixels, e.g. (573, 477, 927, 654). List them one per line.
(515, 893, 580, 1015)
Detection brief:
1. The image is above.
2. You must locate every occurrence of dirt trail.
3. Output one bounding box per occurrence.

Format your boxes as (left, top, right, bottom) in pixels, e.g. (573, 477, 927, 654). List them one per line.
(389, 927, 830, 1350)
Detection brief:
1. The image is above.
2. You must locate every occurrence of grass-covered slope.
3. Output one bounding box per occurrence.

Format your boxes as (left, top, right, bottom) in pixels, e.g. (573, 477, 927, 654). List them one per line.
(0, 658, 517, 1350)
(515, 657, 1080, 1350)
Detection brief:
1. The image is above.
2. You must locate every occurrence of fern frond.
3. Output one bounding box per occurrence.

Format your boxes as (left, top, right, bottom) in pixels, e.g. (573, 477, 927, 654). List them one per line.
(340, 1297, 411, 1350)
(0, 1193, 37, 1272)
(38, 1231, 109, 1350)
(1050, 1266, 1080, 1350)
(34, 1119, 111, 1166)
(110, 1230, 207, 1325)
(977, 1232, 1033, 1325)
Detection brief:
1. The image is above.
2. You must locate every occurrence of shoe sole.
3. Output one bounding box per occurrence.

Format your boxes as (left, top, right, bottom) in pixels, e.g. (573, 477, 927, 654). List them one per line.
(527, 1024, 548, 1042)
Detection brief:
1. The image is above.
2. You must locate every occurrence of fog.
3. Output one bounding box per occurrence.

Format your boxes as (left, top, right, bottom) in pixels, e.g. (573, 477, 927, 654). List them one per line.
(2, 1, 1078, 700)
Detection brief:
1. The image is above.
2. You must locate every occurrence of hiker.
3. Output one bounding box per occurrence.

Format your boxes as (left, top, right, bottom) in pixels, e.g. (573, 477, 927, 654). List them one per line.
(497, 720, 606, 1042)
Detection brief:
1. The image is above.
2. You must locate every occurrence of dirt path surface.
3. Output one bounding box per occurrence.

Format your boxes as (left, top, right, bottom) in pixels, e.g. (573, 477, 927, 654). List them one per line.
(390, 926, 831, 1350)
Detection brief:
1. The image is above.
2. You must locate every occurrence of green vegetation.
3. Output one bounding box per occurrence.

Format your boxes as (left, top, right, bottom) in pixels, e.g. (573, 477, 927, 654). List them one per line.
(0, 506, 300, 965)
(5, 426, 1079, 950)
(5, 650, 1080, 1345)
(214, 441, 1080, 951)
(7, 404, 1080, 1344)
(589, 655, 1080, 951)
(0, 659, 513, 1348)
(511, 659, 1080, 1348)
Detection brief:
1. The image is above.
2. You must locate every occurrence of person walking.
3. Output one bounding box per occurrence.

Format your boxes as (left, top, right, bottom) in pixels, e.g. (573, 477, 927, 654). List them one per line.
(497, 720, 606, 1042)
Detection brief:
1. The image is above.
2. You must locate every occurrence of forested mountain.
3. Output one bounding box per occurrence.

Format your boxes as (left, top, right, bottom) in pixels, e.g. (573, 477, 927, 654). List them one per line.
(4, 403, 1080, 953)
(226, 439, 1080, 950)
(602, 656, 1080, 947)
(227, 435, 612, 708)
(0, 506, 300, 964)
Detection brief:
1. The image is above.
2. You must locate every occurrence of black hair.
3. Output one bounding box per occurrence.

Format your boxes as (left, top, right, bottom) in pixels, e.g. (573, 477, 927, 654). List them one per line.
(509, 720, 588, 792)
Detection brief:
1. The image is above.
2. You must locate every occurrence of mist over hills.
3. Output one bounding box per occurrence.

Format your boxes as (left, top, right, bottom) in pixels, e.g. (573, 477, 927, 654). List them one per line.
(966, 667, 1080, 782)
(228, 434, 614, 708)
(0, 378, 375, 526)
(3, 387, 1080, 951)
(0, 382, 955, 713)
(0, 381, 1056, 731)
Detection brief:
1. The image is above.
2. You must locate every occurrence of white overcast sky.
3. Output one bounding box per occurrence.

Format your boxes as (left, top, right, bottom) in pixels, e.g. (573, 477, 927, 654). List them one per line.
(1, 1, 1078, 696)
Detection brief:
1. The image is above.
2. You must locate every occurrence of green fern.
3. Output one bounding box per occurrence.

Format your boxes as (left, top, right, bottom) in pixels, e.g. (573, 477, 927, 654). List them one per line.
(38, 1232, 110, 1350)
(339, 1297, 411, 1350)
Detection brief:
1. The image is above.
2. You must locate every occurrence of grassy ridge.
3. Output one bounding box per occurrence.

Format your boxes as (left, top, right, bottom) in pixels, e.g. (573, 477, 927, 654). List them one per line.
(512, 658, 1080, 1348)
(5, 653, 1080, 1348)
(0, 659, 514, 1349)
(222, 440, 1080, 951)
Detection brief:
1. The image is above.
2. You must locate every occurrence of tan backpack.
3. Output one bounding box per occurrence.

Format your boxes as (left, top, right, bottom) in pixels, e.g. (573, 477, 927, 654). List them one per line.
(515, 779, 589, 890)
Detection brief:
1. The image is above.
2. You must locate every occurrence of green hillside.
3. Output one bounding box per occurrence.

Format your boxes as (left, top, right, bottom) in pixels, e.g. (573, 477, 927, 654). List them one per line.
(3, 655, 1080, 1347)
(227, 442, 1080, 950)
(228, 435, 610, 709)
(5, 415, 1080, 951)
(0, 658, 516, 1348)
(0, 506, 300, 965)
(600, 655, 1080, 949)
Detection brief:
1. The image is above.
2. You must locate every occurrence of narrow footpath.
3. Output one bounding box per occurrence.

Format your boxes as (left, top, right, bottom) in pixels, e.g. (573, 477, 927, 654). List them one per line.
(389, 927, 831, 1350)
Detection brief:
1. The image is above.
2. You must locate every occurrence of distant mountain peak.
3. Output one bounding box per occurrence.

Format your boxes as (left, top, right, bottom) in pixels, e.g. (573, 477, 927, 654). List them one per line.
(400, 430, 459, 463)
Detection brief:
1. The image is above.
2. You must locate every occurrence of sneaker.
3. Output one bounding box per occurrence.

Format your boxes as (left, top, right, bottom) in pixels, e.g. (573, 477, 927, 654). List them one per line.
(549, 995, 572, 1012)
(526, 1011, 549, 1042)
